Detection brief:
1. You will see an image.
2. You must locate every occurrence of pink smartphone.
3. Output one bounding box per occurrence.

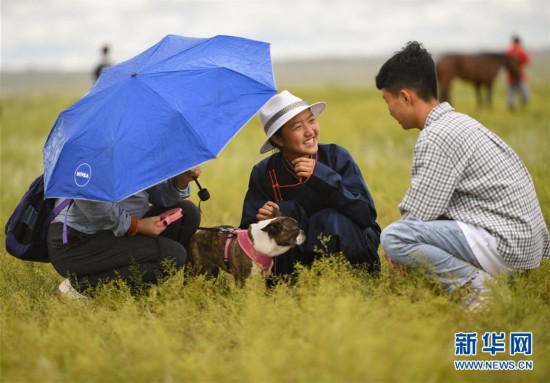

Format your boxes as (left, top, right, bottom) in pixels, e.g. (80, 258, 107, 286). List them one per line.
(155, 208, 183, 227)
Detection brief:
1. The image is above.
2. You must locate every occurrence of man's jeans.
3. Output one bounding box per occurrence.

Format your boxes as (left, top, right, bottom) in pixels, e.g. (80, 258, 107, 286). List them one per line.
(381, 219, 482, 292)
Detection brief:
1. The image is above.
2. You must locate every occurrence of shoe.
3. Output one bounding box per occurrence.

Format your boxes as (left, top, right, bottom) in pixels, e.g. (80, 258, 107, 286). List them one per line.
(461, 270, 494, 312)
(461, 286, 490, 312)
(55, 278, 89, 300)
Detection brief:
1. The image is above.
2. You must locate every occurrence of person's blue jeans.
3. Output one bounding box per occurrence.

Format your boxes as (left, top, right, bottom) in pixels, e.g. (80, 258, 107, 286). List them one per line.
(507, 80, 529, 109)
(381, 219, 482, 292)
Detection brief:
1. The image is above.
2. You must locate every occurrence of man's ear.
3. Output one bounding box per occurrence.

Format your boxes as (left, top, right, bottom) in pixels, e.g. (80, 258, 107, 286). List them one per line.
(399, 89, 414, 106)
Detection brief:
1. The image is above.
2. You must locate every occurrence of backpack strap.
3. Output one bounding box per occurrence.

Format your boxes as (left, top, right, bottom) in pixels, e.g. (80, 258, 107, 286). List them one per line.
(51, 199, 73, 245)
(52, 198, 72, 217)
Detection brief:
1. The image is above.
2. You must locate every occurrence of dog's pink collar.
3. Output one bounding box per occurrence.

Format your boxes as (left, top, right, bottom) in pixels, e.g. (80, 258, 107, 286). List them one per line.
(224, 229, 273, 273)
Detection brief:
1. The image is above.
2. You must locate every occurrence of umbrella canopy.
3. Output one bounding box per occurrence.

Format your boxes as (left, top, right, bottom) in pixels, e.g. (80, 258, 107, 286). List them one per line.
(44, 34, 276, 202)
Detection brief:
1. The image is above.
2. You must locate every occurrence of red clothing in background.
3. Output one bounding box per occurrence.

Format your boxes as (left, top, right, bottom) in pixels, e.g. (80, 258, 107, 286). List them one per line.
(506, 42, 530, 84)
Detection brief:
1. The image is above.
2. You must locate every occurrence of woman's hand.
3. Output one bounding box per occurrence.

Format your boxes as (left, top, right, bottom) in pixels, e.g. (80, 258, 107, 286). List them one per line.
(176, 166, 202, 190)
(137, 216, 167, 237)
(257, 201, 280, 221)
(292, 157, 315, 179)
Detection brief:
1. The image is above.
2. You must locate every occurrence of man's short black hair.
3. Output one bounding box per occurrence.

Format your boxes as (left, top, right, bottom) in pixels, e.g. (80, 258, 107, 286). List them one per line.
(375, 41, 438, 101)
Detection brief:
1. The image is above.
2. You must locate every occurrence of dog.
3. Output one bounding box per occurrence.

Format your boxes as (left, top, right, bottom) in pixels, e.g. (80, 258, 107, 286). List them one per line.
(188, 216, 305, 284)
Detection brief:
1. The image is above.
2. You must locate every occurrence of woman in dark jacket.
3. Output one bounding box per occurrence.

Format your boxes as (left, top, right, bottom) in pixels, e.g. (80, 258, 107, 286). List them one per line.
(240, 90, 380, 276)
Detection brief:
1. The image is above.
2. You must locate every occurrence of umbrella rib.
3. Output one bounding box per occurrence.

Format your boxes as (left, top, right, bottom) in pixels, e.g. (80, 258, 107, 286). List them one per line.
(137, 79, 215, 157)
(139, 36, 213, 74)
(141, 67, 274, 89)
(138, 67, 274, 158)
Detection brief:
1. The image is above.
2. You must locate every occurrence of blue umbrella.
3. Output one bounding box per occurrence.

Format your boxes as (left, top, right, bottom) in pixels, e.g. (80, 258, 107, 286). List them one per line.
(43, 34, 276, 202)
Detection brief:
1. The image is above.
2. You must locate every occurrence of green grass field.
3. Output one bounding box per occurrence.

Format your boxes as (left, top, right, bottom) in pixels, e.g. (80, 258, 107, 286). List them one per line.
(1, 79, 549, 382)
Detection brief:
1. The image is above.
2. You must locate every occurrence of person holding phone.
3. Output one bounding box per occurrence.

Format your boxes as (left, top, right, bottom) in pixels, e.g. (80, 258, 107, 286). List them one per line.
(47, 167, 202, 298)
(240, 91, 381, 277)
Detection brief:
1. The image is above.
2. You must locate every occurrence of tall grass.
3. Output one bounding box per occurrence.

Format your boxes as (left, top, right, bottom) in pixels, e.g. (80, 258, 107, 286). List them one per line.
(1, 81, 549, 382)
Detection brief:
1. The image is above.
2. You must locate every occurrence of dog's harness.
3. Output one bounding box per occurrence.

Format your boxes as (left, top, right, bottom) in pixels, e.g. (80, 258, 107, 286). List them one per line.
(198, 227, 273, 273)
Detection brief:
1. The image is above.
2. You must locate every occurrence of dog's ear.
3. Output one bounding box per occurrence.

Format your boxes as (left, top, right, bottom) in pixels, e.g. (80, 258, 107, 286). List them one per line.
(261, 219, 283, 236)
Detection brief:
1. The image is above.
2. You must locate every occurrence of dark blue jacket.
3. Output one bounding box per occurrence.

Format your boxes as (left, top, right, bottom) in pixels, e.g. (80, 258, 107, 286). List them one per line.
(240, 144, 380, 274)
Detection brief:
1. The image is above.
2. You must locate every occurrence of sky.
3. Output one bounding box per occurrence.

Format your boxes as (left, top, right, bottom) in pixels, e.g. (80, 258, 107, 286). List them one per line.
(2, 0, 549, 72)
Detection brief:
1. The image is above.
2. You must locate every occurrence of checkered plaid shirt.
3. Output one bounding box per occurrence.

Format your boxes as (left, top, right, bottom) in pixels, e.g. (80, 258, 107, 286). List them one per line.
(399, 102, 549, 269)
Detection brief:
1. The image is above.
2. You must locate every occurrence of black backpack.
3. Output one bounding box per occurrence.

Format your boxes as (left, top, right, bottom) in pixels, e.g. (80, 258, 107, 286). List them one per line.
(4, 175, 71, 262)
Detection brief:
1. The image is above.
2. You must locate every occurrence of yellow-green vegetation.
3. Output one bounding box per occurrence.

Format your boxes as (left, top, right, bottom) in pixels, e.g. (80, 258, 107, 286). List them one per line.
(1, 80, 549, 382)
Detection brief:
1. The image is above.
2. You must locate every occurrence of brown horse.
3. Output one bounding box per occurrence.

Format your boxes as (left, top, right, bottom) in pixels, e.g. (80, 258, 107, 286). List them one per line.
(436, 53, 520, 107)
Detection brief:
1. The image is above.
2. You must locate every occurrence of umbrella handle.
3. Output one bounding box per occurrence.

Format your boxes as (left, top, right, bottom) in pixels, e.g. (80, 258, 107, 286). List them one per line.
(193, 177, 210, 201)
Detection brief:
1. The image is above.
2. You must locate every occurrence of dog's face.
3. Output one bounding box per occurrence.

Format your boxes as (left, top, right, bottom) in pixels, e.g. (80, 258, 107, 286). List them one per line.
(249, 217, 305, 257)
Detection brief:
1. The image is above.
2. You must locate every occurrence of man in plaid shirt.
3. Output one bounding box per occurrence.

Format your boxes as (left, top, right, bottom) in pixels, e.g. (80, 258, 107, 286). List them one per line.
(375, 41, 549, 311)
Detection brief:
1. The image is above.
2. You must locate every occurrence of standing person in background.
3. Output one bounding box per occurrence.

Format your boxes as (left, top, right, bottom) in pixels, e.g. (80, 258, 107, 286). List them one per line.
(375, 41, 549, 311)
(93, 44, 112, 81)
(240, 90, 381, 278)
(506, 35, 530, 111)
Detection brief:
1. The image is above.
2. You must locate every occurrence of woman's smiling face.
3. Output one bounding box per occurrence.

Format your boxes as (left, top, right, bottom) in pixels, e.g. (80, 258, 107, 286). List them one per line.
(271, 108, 320, 160)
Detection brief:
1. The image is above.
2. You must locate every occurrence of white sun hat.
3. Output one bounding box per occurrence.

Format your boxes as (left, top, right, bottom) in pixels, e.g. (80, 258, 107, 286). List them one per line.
(259, 90, 326, 153)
